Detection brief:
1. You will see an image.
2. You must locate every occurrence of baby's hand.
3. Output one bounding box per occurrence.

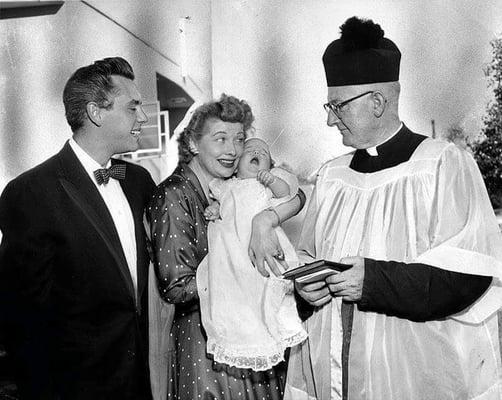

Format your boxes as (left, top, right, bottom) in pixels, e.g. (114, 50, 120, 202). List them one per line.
(257, 170, 276, 187)
(204, 204, 220, 221)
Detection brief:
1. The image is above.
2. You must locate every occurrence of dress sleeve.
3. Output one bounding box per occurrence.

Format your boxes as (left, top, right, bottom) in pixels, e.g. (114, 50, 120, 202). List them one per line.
(270, 167, 299, 204)
(148, 180, 203, 305)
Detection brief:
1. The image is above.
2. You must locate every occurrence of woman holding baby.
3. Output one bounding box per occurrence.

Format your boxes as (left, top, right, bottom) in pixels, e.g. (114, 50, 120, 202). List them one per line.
(148, 94, 305, 400)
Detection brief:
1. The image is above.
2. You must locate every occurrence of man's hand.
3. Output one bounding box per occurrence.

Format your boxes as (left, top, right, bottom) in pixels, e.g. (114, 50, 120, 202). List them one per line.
(325, 256, 365, 302)
(256, 170, 275, 187)
(248, 210, 288, 277)
(295, 280, 332, 307)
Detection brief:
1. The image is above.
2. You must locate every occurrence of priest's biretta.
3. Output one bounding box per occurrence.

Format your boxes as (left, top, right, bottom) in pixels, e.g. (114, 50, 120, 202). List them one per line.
(323, 16, 401, 86)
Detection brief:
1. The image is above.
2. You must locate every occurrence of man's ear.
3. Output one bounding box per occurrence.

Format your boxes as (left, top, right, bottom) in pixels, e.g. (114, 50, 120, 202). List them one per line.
(86, 102, 103, 127)
(372, 91, 387, 118)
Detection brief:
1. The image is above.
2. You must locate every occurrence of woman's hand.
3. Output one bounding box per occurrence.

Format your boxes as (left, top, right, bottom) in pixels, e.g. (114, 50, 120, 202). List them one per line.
(248, 209, 288, 277)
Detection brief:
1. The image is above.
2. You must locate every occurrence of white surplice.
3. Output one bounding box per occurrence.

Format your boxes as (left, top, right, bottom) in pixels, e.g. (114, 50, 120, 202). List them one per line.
(285, 138, 502, 400)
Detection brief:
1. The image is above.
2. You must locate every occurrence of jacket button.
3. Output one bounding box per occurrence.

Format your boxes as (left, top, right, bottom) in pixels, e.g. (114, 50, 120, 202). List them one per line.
(127, 350, 136, 359)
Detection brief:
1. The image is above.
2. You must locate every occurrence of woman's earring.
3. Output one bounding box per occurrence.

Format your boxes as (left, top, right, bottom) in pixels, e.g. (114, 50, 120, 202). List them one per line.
(189, 144, 199, 155)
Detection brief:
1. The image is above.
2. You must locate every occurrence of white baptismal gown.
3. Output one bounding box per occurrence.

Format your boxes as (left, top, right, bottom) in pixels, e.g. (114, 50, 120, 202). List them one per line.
(197, 169, 307, 371)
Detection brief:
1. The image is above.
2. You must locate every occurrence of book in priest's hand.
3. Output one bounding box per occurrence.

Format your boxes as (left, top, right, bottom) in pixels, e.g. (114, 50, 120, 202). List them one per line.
(282, 260, 352, 284)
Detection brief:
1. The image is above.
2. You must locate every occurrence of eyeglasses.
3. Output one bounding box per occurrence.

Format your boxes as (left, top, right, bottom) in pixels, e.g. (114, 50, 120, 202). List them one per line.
(323, 91, 375, 116)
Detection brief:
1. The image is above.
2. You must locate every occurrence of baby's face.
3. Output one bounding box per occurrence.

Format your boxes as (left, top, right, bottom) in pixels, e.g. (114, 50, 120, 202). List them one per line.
(237, 139, 272, 179)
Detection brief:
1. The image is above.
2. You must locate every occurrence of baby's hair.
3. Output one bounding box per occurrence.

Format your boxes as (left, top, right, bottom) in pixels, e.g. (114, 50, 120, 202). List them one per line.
(245, 137, 275, 168)
(244, 137, 268, 144)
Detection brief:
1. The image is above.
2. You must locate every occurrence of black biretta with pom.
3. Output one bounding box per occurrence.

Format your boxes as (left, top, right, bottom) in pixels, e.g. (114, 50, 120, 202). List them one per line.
(322, 16, 401, 86)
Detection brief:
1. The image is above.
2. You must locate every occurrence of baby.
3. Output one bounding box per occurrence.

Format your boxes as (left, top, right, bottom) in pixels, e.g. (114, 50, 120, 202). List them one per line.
(203, 138, 291, 221)
(196, 138, 307, 371)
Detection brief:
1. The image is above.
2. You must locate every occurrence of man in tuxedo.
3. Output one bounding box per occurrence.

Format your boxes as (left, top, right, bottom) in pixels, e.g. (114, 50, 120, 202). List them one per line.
(285, 17, 502, 400)
(0, 57, 155, 399)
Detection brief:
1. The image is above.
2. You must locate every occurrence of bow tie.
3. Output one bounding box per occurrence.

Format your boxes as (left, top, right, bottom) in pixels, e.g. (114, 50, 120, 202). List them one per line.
(93, 164, 126, 185)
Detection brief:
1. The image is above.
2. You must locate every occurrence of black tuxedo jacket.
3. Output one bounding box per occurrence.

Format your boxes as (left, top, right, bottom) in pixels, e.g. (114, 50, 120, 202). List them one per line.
(0, 142, 155, 400)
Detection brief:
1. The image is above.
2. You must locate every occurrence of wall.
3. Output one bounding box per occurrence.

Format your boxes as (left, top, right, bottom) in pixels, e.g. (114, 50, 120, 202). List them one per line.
(2, 0, 502, 244)
(0, 0, 213, 189)
(3, 1, 502, 186)
(211, 0, 502, 180)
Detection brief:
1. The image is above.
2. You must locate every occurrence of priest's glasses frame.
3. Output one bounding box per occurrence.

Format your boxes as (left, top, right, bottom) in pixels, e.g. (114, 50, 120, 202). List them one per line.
(323, 90, 375, 116)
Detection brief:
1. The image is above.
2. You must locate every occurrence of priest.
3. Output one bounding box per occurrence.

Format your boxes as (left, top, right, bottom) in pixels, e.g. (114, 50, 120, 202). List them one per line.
(286, 16, 502, 400)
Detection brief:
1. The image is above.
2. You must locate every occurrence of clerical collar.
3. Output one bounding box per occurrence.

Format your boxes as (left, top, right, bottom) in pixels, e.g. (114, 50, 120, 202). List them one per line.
(349, 124, 428, 173)
(365, 122, 404, 156)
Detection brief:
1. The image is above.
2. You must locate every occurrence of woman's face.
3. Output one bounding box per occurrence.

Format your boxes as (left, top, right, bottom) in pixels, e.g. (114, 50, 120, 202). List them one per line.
(192, 118, 246, 179)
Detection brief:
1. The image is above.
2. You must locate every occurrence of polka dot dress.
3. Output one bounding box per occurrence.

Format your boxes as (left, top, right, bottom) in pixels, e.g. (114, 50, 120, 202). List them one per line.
(149, 164, 286, 400)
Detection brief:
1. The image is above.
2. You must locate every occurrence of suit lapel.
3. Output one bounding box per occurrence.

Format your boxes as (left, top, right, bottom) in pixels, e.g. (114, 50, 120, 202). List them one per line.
(56, 142, 136, 301)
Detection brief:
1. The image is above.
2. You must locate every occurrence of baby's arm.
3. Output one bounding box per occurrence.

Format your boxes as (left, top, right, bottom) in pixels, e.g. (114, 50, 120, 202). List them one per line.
(257, 170, 290, 198)
(204, 200, 221, 221)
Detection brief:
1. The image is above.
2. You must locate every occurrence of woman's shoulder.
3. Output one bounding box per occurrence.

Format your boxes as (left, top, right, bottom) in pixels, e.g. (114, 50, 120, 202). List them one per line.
(157, 175, 185, 192)
(159, 164, 204, 193)
(158, 165, 189, 187)
(150, 166, 196, 207)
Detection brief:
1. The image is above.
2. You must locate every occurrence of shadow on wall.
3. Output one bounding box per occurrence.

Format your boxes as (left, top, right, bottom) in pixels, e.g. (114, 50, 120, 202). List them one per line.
(253, 4, 294, 157)
(156, 72, 194, 141)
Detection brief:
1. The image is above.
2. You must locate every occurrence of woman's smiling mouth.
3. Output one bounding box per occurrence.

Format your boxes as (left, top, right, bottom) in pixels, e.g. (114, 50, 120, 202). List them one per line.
(218, 159, 236, 168)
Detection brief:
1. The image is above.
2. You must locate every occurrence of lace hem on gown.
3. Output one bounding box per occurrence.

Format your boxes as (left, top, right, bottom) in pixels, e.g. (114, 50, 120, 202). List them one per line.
(207, 329, 307, 371)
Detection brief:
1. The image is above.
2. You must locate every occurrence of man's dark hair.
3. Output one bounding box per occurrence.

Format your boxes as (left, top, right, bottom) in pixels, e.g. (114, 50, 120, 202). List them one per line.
(62, 57, 134, 132)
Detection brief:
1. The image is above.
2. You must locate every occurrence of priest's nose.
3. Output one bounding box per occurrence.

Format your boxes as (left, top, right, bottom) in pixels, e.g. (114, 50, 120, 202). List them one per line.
(327, 109, 341, 127)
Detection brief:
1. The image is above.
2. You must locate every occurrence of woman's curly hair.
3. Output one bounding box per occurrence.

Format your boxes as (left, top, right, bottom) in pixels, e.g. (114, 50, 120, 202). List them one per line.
(178, 94, 254, 164)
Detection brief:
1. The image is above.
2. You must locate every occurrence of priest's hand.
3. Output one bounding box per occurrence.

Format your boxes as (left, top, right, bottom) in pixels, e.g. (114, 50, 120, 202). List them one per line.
(295, 280, 332, 307)
(326, 256, 365, 302)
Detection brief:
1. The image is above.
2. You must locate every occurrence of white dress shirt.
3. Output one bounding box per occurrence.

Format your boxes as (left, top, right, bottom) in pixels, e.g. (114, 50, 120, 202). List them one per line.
(69, 138, 138, 295)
